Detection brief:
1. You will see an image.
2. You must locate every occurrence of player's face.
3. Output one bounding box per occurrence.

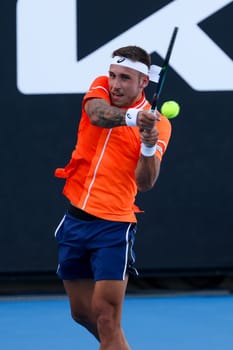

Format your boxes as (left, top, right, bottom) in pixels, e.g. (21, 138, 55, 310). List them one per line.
(108, 65, 149, 108)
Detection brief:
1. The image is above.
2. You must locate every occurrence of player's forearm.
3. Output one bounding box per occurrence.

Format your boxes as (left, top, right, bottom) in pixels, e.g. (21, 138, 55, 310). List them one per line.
(135, 155, 160, 192)
(85, 98, 126, 128)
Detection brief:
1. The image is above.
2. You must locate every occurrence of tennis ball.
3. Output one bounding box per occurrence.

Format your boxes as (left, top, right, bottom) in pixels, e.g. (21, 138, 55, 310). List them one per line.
(161, 100, 180, 119)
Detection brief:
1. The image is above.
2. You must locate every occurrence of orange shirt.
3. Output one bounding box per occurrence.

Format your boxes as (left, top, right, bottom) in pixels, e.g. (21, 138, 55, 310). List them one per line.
(55, 76, 171, 222)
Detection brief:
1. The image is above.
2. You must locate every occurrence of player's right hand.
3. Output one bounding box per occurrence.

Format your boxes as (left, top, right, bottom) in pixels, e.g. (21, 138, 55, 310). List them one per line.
(137, 110, 160, 130)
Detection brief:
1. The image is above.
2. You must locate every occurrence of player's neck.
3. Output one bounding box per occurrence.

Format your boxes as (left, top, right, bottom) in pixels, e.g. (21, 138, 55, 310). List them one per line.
(129, 91, 145, 108)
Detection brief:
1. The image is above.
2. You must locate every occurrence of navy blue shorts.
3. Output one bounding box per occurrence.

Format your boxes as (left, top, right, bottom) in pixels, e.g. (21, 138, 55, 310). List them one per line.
(54, 209, 138, 281)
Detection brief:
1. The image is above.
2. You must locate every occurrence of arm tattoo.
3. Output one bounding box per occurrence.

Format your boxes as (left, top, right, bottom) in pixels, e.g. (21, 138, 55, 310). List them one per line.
(87, 99, 126, 128)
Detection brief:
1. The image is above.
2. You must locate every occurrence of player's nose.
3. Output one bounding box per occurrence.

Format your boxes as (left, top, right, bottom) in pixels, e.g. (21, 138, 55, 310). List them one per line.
(111, 77, 121, 90)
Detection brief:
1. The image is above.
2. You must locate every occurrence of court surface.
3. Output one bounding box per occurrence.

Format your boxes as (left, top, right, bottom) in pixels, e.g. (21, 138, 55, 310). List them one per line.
(1, 294, 233, 349)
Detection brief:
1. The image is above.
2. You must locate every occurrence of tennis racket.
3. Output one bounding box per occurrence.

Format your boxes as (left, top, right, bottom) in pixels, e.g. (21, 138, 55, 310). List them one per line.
(151, 26, 179, 113)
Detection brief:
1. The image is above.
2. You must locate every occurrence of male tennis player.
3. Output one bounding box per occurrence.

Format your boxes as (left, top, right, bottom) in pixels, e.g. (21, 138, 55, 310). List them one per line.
(54, 46, 171, 350)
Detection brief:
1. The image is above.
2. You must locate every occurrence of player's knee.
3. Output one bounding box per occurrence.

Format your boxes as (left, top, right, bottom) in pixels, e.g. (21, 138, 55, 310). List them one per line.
(98, 311, 115, 332)
(93, 303, 117, 336)
(71, 309, 89, 326)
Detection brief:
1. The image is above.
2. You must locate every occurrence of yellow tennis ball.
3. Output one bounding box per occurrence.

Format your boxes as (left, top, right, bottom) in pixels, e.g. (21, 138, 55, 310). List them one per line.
(161, 100, 180, 119)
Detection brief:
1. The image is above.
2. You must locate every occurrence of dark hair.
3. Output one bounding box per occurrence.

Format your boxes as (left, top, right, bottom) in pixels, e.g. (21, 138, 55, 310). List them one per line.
(112, 46, 151, 69)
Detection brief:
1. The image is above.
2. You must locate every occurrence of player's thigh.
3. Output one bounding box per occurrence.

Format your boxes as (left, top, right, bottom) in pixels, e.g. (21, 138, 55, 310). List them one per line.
(92, 277, 128, 318)
(63, 279, 95, 315)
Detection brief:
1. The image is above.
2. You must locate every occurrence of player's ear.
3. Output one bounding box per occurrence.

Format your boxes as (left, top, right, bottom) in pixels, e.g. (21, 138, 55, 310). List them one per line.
(139, 74, 149, 89)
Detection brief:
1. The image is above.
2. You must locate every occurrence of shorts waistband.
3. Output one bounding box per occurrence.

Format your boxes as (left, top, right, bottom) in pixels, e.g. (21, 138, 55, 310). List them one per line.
(68, 204, 103, 221)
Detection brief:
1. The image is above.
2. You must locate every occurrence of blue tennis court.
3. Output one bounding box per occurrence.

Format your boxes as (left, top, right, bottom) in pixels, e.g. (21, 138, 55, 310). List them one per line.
(1, 293, 233, 349)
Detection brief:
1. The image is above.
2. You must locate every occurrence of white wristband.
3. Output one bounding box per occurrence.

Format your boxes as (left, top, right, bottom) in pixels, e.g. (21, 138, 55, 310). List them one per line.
(125, 108, 138, 126)
(141, 143, 156, 157)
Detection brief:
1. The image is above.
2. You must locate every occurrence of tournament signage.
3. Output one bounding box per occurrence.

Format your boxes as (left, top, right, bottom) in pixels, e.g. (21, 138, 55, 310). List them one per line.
(17, 0, 233, 94)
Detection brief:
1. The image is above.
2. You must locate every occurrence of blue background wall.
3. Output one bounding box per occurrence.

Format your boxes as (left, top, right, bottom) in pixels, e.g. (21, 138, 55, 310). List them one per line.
(1, 0, 233, 275)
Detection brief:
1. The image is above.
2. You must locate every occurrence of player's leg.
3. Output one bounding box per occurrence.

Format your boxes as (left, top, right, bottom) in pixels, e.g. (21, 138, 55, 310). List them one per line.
(92, 278, 131, 350)
(63, 278, 100, 340)
(55, 212, 99, 338)
(89, 221, 137, 349)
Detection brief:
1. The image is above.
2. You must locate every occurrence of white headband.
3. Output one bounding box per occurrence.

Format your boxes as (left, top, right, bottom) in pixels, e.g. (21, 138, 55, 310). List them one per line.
(111, 56, 161, 83)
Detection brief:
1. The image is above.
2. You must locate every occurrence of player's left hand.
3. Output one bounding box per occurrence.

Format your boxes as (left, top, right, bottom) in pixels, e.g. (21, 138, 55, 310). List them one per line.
(139, 126, 159, 147)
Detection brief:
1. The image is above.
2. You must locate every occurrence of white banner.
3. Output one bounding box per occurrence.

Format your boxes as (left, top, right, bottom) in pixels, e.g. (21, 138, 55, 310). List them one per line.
(16, 0, 233, 94)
